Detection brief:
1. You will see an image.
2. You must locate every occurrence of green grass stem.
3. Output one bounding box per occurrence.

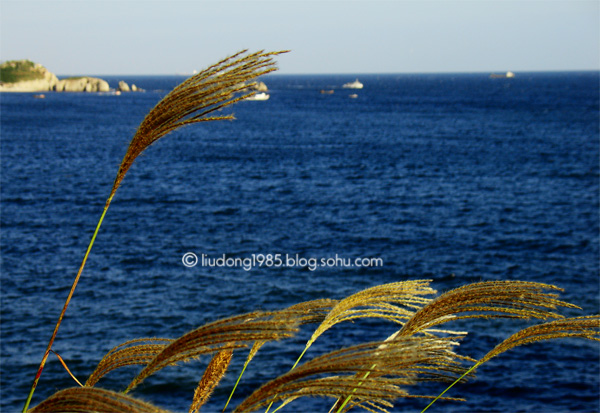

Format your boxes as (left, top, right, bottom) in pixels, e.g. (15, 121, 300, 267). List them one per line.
(334, 365, 374, 413)
(290, 346, 309, 371)
(22, 196, 113, 412)
(420, 362, 479, 413)
(223, 355, 252, 412)
(262, 346, 309, 413)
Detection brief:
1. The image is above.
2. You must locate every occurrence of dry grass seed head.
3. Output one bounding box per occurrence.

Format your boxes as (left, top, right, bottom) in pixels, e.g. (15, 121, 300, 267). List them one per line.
(125, 310, 301, 392)
(247, 299, 338, 363)
(85, 338, 174, 387)
(234, 336, 463, 412)
(399, 281, 579, 336)
(332, 280, 577, 411)
(109, 49, 288, 202)
(189, 348, 234, 413)
(221, 299, 339, 412)
(338, 394, 467, 413)
(480, 315, 600, 364)
(30, 387, 172, 413)
(419, 315, 599, 413)
(306, 281, 436, 350)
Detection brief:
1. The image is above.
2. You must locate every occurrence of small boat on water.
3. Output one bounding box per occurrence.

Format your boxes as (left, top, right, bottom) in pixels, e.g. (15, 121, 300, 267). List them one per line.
(33, 94, 45, 99)
(320, 89, 334, 94)
(245, 92, 270, 101)
(490, 71, 515, 79)
(342, 79, 363, 89)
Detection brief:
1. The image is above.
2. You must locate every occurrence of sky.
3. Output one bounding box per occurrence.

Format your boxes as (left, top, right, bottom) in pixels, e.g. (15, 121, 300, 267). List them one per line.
(1, 0, 598, 75)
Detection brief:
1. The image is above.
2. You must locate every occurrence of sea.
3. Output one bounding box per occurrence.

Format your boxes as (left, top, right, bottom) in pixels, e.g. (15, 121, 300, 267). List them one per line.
(1, 72, 599, 412)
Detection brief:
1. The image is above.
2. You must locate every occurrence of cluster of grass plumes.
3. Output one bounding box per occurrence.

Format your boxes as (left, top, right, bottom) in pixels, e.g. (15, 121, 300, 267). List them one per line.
(23, 50, 599, 412)
(29, 280, 599, 412)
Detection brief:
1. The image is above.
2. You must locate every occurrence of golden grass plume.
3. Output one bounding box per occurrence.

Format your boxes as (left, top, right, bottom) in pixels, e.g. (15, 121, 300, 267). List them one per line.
(327, 280, 584, 412)
(109, 49, 288, 202)
(480, 314, 600, 364)
(85, 338, 174, 387)
(125, 310, 301, 392)
(190, 348, 234, 413)
(29, 387, 172, 413)
(398, 280, 579, 337)
(222, 299, 338, 411)
(421, 315, 600, 412)
(29, 281, 598, 413)
(300, 281, 436, 362)
(234, 336, 465, 412)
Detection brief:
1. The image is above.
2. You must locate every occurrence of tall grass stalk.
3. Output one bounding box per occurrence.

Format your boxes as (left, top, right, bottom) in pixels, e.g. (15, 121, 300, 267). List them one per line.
(22, 49, 286, 412)
(22, 200, 111, 412)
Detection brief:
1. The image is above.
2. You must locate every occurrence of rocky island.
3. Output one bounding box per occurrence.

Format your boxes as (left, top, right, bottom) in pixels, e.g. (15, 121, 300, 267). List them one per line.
(0, 59, 138, 93)
(54, 76, 110, 92)
(0, 60, 59, 92)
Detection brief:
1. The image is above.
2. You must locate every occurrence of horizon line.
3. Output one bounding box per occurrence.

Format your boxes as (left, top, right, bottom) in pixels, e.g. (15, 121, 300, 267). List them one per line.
(54, 69, 600, 77)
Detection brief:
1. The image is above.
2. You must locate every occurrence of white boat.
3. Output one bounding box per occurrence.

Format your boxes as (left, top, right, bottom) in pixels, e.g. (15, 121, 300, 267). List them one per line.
(245, 92, 270, 101)
(490, 71, 515, 79)
(342, 79, 363, 89)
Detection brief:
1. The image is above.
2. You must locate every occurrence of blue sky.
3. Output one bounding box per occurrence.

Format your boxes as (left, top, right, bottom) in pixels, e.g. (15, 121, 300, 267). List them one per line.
(1, 0, 598, 75)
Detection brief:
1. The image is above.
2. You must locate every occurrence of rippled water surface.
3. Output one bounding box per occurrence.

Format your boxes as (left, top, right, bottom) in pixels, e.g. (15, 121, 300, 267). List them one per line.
(1, 72, 599, 412)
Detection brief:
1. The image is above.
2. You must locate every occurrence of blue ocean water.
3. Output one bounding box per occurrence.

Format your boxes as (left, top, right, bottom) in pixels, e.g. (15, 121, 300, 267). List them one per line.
(1, 72, 598, 412)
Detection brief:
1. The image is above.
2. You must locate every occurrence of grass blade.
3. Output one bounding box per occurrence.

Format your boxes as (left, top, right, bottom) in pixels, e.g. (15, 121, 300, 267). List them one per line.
(50, 350, 83, 387)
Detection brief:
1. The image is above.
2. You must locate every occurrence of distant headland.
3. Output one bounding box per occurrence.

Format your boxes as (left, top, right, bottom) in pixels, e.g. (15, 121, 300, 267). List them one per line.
(0, 60, 141, 93)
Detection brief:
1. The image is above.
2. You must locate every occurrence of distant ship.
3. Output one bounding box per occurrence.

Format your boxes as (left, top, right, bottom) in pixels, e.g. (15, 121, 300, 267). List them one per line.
(490, 71, 515, 79)
(245, 92, 270, 101)
(342, 79, 363, 89)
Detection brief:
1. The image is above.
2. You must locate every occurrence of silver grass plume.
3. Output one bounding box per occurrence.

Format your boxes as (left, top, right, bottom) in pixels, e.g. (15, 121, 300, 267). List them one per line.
(109, 49, 288, 203)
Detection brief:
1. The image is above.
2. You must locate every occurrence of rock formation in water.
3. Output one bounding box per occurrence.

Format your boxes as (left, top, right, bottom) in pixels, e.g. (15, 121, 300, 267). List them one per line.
(55, 77, 110, 92)
(117, 80, 130, 92)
